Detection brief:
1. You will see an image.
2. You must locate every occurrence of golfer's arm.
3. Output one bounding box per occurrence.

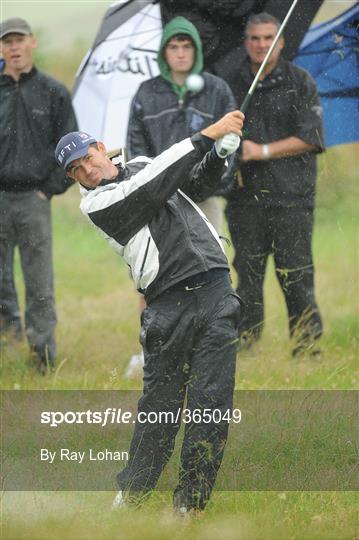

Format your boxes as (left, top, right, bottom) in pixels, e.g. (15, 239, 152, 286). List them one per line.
(265, 136, 317, 159)
(183, 146, 227, 201)
(83, 137, 211, 244)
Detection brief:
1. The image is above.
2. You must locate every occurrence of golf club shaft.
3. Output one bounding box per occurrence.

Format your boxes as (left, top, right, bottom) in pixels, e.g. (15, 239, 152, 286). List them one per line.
(218, 0, 299, 157)
(240, 0, 299, 113)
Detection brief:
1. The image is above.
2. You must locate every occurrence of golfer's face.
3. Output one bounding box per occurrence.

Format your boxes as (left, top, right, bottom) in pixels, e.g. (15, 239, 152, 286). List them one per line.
(245, 23, 284, 68)
(165, 38, 195, 76)
(67, 146, 114, 188)
(0, 33, 37, 75)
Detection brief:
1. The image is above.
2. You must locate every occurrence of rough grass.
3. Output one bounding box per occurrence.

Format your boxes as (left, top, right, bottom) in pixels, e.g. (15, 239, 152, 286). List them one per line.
(1, 141, 358, 539)
(1, 3, 357, 537)
(2, 491, 358, 540)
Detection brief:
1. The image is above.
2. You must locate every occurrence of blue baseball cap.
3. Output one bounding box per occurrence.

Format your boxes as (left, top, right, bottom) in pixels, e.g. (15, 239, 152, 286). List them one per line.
(55, 131, 97, 170)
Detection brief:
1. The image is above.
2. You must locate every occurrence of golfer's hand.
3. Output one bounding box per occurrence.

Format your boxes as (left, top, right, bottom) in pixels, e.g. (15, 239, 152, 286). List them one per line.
(201, 110, 244, 140)
(215, 133, 240, 157)
(241, 140, 267, 162)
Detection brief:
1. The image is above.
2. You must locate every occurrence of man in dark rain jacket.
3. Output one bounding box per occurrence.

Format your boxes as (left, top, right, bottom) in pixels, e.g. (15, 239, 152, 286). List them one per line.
(225, 13, 325, 356)
(0, 18, 78, 372)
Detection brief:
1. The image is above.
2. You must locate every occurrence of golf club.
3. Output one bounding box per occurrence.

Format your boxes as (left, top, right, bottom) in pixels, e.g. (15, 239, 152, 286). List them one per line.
(218, 0, 299, 156)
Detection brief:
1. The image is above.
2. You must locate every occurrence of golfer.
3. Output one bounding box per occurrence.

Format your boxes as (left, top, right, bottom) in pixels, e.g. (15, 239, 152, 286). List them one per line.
(55, 110, 244, 513)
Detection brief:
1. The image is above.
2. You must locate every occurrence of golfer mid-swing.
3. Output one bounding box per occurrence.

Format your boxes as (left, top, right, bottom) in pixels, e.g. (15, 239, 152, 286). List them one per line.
(55, 110, 244, 513)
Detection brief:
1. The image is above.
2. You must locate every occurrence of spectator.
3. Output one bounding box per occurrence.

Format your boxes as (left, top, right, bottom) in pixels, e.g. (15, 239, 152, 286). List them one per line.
(0, 18, 78, 372)
(225, 12, 324, 356)
(127, 15, 237, 233)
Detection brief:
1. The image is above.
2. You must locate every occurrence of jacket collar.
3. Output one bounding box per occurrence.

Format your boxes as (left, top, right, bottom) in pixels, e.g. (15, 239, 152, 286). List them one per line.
(0, 65, 37, 84)
(241, 56, 285, 87)
(79, 165, 124, 194)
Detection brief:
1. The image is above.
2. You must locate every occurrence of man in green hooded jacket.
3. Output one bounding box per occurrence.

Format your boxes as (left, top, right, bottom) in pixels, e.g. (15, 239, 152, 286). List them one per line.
(127, 15, 236, 232)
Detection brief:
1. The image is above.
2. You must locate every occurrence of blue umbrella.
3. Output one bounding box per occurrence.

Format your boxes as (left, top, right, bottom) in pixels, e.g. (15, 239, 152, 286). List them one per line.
(294, 3, 359, 147)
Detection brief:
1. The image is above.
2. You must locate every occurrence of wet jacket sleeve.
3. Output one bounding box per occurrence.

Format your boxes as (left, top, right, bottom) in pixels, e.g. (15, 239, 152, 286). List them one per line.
(219, 79, 237, 115)
(211, 78, 237, 197)
(182, 133, 227, 202)
(82, 135, 213, 244)
(292, 70, 325, 152)
(41, 87, 78, 198)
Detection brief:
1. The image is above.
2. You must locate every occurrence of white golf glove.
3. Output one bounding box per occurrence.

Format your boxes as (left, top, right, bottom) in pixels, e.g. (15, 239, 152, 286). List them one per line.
(215, 133, 241, 158)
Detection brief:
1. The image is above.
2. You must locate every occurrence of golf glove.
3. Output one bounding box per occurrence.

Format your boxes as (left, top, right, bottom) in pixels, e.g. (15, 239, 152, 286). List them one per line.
(215, 133, 241, 158)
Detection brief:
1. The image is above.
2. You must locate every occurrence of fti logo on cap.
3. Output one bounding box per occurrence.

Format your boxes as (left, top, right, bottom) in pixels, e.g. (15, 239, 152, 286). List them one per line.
(55, 131, 96, 169)
(58, 132, 91, 163)
(57, 139, 77, 165)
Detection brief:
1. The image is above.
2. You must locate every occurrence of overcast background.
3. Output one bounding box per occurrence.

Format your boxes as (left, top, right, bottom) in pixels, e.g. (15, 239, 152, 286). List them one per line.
(1, 0, 356, 54)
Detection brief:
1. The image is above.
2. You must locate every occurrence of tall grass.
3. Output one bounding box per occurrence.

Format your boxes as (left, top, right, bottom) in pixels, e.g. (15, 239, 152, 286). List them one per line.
(3, 145, 357, 390)
(2, 491, 358, 540)
(1, 142, 357, 540)
(1, 12, 358, 535)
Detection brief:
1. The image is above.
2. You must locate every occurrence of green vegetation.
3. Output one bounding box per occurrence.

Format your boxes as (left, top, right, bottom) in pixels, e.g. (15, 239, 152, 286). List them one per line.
(2, 146, 357, 391)
(1, 143, 357, 540)
(1, 0, 358, 534)
(2, 491, 358, 540)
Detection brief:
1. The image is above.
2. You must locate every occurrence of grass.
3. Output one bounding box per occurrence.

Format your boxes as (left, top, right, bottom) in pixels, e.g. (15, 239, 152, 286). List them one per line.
(1, 142, 358, 539)
(1, 1, 358, 529)
(2, 492, 358, 540)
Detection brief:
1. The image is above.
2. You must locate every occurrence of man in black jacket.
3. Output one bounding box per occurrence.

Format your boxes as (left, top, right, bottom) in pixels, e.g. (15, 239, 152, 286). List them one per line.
(55, 110, 244, 512)
(225, 13, 324, 356)
(0, 18, 78, 372)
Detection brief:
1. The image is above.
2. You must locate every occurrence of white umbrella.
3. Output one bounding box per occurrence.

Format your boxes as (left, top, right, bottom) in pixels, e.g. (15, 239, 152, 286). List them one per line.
(73, 0, 161, 151)
(73, 0, 325, 152)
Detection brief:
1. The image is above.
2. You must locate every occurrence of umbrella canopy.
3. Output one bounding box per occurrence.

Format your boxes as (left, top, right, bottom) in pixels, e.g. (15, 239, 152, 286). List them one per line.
(73, 0, 323, 151)
(294, 3, 359, 147)
(73, 0, 161, 150)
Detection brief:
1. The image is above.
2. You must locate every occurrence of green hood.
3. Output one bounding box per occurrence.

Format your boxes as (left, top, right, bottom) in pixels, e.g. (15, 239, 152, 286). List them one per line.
(158, 16, 203, 98)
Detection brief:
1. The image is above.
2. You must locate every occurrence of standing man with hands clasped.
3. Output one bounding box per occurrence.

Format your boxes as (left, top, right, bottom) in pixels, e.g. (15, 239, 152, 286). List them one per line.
(55, 110, 244, 513)
(0, 18, 78, 372)
(225, 12, 325, 356)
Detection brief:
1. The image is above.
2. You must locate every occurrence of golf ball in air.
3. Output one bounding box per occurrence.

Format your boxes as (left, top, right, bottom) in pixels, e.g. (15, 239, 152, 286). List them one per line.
(186, 74, 204, 93)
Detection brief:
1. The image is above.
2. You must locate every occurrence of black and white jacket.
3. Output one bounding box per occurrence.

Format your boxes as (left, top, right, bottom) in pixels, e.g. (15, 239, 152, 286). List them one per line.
(80, 133, 229, 303)
(127, 73, 236, 159)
